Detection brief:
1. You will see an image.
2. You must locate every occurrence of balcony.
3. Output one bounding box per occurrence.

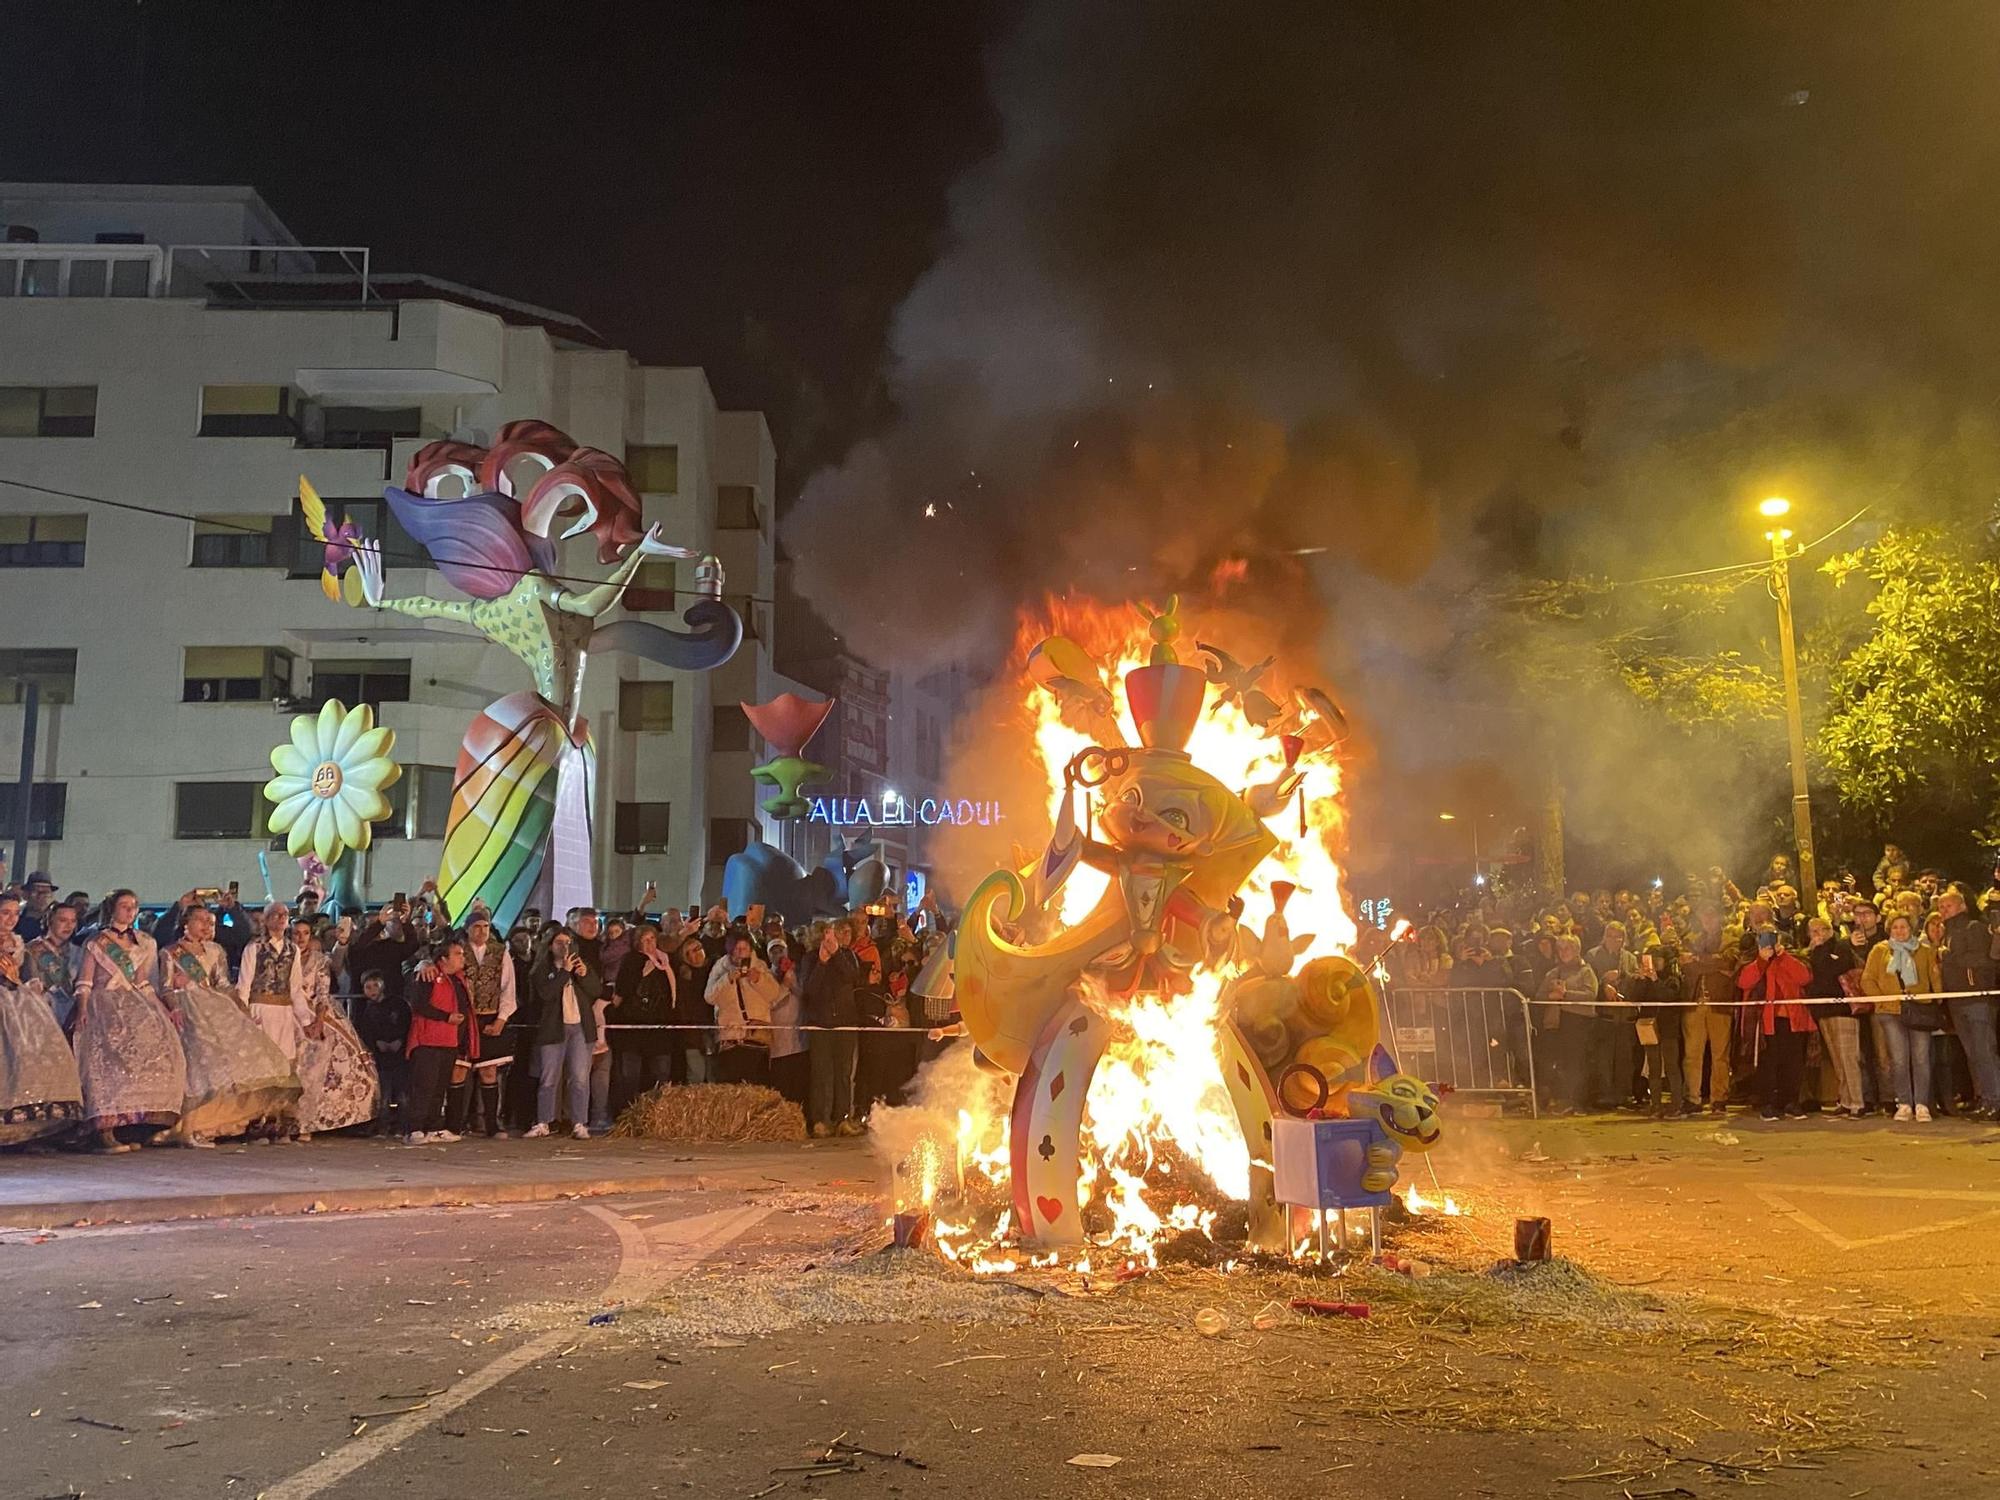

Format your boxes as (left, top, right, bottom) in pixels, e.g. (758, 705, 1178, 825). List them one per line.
(0, 242, 373, 302)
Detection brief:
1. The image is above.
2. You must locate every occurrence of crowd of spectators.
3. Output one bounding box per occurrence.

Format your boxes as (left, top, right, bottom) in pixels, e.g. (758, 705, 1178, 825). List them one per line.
(1382, 846, 2000, 1123)
(0, 861, 952, 1150)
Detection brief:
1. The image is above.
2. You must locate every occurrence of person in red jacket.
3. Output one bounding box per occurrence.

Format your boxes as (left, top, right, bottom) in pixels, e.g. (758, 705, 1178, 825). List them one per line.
(405, 937, 473, 1146)
(1738, 929, 1815, 1120)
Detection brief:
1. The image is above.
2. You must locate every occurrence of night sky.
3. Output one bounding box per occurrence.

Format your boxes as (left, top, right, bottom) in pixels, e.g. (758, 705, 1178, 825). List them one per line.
(0, 0, 999, 490)
(11, 2, 2000, 875)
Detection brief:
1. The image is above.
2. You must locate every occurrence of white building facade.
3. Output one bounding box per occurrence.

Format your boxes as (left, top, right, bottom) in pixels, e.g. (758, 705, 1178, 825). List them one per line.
(0, 184, 779, 911)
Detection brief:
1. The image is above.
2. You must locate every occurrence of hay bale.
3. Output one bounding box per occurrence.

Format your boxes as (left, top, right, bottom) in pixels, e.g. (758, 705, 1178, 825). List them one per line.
(612, 1082, 806, 1142)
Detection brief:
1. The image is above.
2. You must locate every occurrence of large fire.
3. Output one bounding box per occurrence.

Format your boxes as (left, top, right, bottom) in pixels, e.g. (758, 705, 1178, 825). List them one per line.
(922, 599, 1362, 1272)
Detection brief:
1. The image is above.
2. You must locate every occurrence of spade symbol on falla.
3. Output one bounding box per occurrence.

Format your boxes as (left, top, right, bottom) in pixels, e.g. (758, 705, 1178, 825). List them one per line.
(1038, 1134, 1056, 1162)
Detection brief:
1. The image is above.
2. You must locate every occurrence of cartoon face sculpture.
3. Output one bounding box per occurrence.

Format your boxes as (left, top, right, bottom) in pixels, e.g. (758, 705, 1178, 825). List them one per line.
(1098, 758, 1227, 856)
(1344, 1067, 1442, 1152)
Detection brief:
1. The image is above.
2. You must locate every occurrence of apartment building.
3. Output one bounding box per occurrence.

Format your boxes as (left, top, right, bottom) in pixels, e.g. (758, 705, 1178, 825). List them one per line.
(0, 183, 780, 908)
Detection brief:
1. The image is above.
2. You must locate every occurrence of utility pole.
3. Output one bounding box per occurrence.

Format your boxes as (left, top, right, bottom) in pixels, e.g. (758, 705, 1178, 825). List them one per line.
(1760, 497, 1817, 898)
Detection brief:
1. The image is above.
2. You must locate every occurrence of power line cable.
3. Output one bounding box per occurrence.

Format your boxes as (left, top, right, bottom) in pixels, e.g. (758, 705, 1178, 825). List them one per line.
(1616, 501, 1875, 588)
(0, 474, 788, 606)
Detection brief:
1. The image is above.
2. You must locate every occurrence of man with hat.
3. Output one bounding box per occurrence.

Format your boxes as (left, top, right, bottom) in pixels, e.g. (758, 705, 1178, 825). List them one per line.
(17, 870, 58, 942)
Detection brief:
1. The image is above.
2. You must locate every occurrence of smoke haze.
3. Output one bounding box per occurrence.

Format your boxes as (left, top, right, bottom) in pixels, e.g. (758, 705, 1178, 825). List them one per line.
(785, 1, 2000, 879)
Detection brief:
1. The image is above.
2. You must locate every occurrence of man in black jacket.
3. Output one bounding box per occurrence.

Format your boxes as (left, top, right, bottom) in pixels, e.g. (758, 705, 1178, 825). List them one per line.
(1938, 886, 2000, 1118)
(353, 969, 412, 1136)
(804, 923, 864, 1137)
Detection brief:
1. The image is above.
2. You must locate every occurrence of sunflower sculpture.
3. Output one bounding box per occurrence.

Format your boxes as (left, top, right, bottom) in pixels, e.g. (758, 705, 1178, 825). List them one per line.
(264, 700, 402, 864)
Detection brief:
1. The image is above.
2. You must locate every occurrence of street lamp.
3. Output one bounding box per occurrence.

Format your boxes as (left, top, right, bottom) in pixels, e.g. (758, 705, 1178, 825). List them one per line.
(1760, 496, 1817, 897)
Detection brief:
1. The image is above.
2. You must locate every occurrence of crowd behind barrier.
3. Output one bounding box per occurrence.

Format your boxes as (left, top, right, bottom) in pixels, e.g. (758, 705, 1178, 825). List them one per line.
(9, 840, 2000, 1157)
(0, 868, 955, 1151)
(1379, 846, 2000, 1123)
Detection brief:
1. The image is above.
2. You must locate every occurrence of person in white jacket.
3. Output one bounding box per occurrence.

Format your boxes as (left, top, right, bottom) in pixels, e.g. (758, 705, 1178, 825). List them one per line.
(705, 934, 783, 1087)
(236, 902, 315, 1065)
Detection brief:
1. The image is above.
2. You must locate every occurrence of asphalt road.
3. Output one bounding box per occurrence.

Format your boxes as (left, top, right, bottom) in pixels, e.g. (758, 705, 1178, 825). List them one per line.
(4, 1118, 1999, 1500)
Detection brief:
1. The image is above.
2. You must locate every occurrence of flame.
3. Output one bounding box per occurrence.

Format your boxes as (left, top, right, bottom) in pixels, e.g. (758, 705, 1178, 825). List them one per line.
(929, 596, 1364, 1272)
(1023, 601, 1358, 953)
(1402, 1184, 1464, 1217)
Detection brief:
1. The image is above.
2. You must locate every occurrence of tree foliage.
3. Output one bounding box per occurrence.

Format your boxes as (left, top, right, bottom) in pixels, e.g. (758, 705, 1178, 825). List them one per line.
(1816, 527, 2000, 842)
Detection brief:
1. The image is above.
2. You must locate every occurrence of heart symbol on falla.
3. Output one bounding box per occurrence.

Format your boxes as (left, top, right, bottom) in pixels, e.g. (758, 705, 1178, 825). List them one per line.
(1035, 1195, 1064, 1224)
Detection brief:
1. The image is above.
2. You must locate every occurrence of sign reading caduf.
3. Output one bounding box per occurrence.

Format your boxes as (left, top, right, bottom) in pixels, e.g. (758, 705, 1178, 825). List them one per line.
(807, 794, 1004, 828)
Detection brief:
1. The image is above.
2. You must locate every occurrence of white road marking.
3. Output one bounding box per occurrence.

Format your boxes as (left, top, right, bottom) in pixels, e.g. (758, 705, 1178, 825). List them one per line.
(1754, 1188, 2000, 1251)
(260, 1201, 770, 1500)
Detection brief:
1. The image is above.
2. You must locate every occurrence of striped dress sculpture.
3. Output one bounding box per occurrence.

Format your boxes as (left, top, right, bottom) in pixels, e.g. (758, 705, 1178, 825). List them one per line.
(300, 422, 742, 930)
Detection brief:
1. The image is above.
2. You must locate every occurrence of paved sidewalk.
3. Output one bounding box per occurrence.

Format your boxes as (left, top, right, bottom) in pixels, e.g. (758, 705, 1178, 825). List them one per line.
(0, 1134, 879, 1228)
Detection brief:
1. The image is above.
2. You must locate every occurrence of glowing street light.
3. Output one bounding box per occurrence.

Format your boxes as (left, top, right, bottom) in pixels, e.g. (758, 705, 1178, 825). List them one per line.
(1758, 495, 1816, 896)
(1437, 811, 1456, 821)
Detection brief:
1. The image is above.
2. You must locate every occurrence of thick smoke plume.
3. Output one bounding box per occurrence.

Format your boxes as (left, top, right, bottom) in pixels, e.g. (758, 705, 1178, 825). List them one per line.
(786, 2, 2000, 878)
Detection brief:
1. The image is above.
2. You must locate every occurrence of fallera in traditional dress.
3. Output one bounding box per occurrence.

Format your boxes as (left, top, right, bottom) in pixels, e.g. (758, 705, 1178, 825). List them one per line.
(160, 939, 300, 1140)
(73, 929, 185, 1132)
(25, 936, 78, 1032)
(0, 974, 84, 1145)
(295, 956, 378, 1133)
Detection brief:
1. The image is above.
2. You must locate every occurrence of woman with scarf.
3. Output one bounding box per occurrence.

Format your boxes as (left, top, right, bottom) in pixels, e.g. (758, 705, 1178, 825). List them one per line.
(765, 938, 808, 1110)
(1862, 913, 1942, 1122)
(1737, 929, 1815, 1119)
(73, 889, 187, 1151)
(159, 905, 298, 1145)
(0, 928, 83, 1146)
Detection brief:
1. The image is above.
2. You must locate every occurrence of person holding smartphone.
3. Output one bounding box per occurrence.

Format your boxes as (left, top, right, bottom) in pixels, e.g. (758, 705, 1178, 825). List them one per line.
(526, 925, 601, 1139)
(706, 933, 782, 1085)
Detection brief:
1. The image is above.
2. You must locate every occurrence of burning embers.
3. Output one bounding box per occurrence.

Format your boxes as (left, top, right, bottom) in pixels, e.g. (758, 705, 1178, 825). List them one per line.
(898, 596, 1442, 1274)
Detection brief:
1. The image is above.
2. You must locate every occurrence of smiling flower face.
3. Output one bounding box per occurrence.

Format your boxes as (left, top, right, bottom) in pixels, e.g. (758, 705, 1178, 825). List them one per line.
(264, 700, 402, 864)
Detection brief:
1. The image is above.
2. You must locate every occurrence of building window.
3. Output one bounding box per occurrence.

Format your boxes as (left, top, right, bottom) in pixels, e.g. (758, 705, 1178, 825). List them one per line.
(0, 782, 67, 840)
(182, 646, 293, 704)
(626, 444, 678, 494)
(717, 484, 760, 532)
(615, 801, 671, 854)
(198, 384, 296, 438)
(305, 404, 423, 451)
(709, 817, 755, 861)
(374, 773, 410, 840)
(0, 648, 78, 704)
(284, 495, 422, 579)
(711, 703, 751, 752)
(412, 764, 456, 840)
(0, 385, 97, 437)
(0, 513, 86, 566)
(620, 680, 675, 732)
(625, 560, 676, 613)
(312, 658, 411, 709)
(190, 514, 280, 568)
(174, 781, 261, 839)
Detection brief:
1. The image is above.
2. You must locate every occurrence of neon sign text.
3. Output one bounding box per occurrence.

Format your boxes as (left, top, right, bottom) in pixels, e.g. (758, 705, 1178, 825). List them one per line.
(807, 795, 1005, 828)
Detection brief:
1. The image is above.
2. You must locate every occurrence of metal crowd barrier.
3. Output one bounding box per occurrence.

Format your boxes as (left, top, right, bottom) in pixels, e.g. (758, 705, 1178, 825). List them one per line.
(1384, 986, 1539, 1117)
